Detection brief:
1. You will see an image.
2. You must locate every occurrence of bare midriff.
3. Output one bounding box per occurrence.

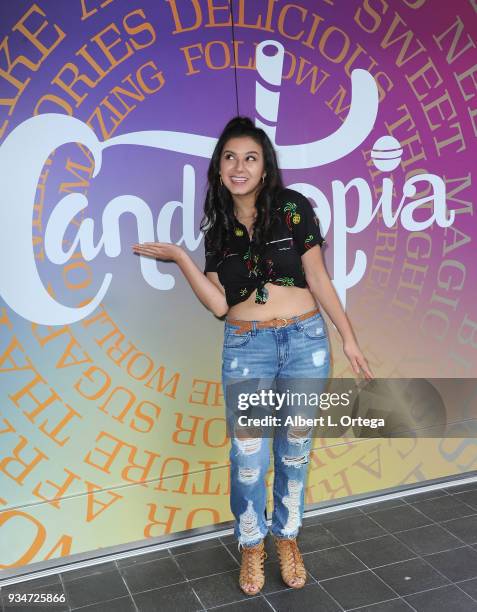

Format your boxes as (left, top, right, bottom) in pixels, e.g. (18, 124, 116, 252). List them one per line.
(226, 283, 318, 322)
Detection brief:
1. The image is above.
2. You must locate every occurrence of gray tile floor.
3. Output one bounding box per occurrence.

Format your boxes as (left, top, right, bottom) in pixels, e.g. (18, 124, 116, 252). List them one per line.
(3, 484, 477, 611)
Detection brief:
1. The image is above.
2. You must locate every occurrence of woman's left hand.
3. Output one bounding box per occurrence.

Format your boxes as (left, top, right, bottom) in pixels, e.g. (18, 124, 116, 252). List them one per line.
(343, 339, 374, 379)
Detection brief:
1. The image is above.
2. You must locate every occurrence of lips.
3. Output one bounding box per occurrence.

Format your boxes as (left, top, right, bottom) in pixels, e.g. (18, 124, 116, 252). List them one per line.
(230, 177, 248, 183)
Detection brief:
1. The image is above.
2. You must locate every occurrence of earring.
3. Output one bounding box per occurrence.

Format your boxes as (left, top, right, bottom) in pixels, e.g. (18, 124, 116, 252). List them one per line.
(219, 175, 223, 186)
(261, 175, 266, 183)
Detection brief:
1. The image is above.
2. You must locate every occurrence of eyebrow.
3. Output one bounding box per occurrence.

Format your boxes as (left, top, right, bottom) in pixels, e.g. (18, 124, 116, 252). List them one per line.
(223, 150, 260, 155)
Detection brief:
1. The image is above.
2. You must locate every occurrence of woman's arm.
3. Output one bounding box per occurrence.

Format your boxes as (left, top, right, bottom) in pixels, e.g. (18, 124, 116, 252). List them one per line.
(302, 246, 374, 378)
(302, 246, 355, 343)
(179, 253, 229, 317)
(132, 242, 228, 318)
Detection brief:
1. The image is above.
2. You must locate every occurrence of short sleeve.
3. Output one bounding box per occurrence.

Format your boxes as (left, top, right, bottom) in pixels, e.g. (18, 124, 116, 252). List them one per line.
(203, 233, 221, 273)
(284, 191, 325, 256)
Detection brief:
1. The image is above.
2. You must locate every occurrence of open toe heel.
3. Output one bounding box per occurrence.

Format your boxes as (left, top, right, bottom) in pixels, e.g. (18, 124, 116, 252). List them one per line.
(275, 537, 307, 589)
(239, 540, 267, 595)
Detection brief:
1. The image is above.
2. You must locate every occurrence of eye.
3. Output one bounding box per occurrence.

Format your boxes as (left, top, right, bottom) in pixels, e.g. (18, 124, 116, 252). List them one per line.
(223, 153, 257, 161)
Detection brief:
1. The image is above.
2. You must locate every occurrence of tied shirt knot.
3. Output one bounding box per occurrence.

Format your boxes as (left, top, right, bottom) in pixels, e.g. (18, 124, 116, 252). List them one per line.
(244, 245, 270, 304)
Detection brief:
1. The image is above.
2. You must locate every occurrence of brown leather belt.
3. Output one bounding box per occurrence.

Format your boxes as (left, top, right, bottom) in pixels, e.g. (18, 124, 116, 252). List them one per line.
(226, 307, 320, 334)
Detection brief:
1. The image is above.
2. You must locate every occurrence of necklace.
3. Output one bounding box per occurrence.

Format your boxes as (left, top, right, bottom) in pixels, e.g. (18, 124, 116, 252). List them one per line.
(235, 210, 257, 221)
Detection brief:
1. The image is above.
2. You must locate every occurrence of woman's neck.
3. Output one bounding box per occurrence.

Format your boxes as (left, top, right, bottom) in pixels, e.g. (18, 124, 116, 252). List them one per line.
(232, 195, 257, 220)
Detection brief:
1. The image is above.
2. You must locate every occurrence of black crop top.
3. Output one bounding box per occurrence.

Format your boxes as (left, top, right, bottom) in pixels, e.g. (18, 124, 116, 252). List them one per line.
(203, 188, 326, 307)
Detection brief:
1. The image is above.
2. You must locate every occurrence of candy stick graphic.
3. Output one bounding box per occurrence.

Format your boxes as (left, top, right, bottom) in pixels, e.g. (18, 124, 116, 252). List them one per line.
(255, 40, 285, 144)
(254, 40, 379, 168)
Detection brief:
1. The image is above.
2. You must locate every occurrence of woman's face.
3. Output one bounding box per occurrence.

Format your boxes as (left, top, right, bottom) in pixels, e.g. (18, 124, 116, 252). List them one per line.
(219, 136, 265, 201)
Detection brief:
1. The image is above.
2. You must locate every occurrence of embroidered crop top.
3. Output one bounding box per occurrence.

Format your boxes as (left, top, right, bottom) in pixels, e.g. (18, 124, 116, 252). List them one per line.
(203, 188, 326, 307)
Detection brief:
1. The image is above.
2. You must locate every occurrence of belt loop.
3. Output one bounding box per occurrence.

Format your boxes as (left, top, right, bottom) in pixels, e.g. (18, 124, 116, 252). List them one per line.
(251, 320, 257, 336)
(294, 314, 304, 331)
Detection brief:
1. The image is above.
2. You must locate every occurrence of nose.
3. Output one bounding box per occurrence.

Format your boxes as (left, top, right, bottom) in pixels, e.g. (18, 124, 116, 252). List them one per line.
(234, 157, 245, 172)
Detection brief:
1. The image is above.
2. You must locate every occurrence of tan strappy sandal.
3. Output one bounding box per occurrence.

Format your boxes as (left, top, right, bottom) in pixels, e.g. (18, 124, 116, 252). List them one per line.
(275, 537, 307, 588)
(239, 540, 267, 595)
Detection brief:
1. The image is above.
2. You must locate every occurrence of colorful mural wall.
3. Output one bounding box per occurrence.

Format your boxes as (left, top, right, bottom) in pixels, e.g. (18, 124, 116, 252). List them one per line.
(1, 0, 476, 571)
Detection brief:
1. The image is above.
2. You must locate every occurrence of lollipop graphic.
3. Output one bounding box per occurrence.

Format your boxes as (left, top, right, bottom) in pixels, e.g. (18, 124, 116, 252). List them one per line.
(254, 40, 379, 168)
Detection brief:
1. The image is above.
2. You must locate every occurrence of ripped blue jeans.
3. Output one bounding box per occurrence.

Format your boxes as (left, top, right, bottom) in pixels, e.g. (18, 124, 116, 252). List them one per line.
(222, 309, 330, 548)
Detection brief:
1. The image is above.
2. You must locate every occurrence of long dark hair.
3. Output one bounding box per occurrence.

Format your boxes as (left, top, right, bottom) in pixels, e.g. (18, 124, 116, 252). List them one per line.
(200, 116, 284, 255)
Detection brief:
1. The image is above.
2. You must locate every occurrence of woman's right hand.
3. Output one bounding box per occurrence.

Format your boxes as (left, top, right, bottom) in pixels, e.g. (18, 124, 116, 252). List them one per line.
(132, 242, 185, 263)
(133, 241, 227, 317)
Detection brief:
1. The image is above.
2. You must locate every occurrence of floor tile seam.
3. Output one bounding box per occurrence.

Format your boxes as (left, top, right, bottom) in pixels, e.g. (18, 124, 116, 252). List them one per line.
(262, 582, 346, 611)
(407, 500, 477, 522)
(220, 540, 242, 568)
(332, 542, 404, 600)
(327, 528, 412, 547)
(187, 583, 207, 612)
(344, 531, 477, 568)
(445, 482, 477, 494)
(204, 593, 276, 611)
(437, 515, 477, 545)
(393, 523, 470, 551)
(400, 580, 477, 603)
(121, 550, 206, 611)
(319, 569, 404, 609)
(348, 524, 477, 602)
(346, 513, 423, 559)
(167, 550, 204, 610)
(346, 595, 417, 611)
(390, 550, 455, 587)
(61, 560, 135, 611)
(60, 557, 161, 584)
(266, 581, 347, 612)
(116, 560, 140, 612)
(420, 542, 475, 562)
(398, 491, 450, 508)
(316, 565, 401, 598)
(348, 530, 459, 590)
(362, 504, 441, 538)
(454, 576, 477, 602)
(351, 580, 451, 603)
(175, 541, 239, 579)
(173, 543, 229, 559)
(57, 571, 73, 611)
(260, 595, 278, 612)
(121, 576, 190, 596)
(450, 580, 477, 606)
(342, 541, 418, 570)
(69, 593, 134, 611)
(310, 519, 383, 550)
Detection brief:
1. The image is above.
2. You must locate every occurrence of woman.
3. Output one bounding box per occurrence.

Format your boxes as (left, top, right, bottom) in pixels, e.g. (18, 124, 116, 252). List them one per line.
(132, 116, 373, 596)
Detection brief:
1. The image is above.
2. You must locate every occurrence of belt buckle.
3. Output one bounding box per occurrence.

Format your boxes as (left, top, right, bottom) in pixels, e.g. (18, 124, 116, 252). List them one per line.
(275, 317, 288, 329)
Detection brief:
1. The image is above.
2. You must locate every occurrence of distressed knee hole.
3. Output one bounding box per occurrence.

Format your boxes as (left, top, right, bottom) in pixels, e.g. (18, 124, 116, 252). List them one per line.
(238, 466, 260, 484)
(282, 454, 309, 467)
(239, 500, 262, 543)
(235, 436, 262, 455)
(282, 480, 303, 535)
(287, 426, 312, 444)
